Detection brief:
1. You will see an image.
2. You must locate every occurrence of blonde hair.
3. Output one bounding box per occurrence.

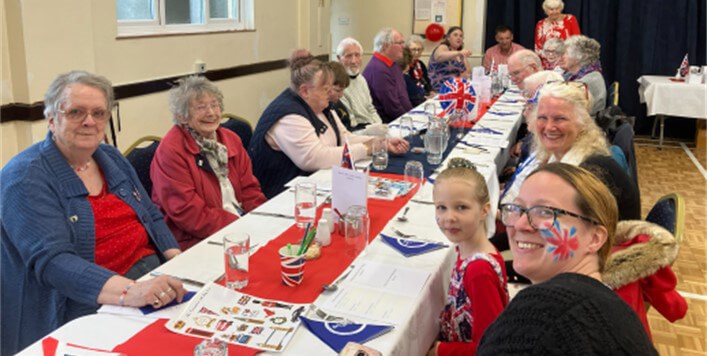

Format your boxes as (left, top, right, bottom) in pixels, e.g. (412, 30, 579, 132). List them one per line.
(435, 158, 490, 207)
(542, 0, 565, 12)
(529, 163, 617, 271)
(288, 48, 333, 93)
(529, 81, 609, 163)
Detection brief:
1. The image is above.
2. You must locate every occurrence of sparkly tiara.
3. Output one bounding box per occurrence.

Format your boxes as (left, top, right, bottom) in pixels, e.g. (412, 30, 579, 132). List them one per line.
(446, 157, 476, 171)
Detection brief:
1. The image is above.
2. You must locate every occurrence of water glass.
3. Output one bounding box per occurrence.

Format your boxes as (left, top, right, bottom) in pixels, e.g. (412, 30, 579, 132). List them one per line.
(294, 181, 317, 228)
(425, 131, 445, 165)
(194, 338, 227, 356)
(344, 205, 369, 258)
(424, 102, 437, 117)
(399, 116, 414, 139)
(404, 160, 425, 193)
(223, 232, 249, 290)
(371, 137, 389, 170)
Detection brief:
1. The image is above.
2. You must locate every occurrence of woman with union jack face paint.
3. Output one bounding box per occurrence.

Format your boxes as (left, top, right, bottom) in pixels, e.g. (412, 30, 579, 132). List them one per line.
(478, 163, 657, 355)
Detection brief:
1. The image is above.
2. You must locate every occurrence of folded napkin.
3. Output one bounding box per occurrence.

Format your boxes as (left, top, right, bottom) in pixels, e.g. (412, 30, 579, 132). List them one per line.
(138, 291, 196, 315)
(380, 234, 448, 257)
(486, 110, 517, 116)
(299, 316, 393, 353)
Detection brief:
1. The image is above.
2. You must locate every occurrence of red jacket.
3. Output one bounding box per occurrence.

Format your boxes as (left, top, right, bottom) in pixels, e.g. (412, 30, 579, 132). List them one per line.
(151, 125, 266, 250)
(603, 221, 687, 339)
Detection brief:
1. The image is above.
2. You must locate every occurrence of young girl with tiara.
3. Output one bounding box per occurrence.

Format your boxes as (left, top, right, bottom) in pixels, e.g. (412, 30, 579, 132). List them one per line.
(428, 158, 509, 356)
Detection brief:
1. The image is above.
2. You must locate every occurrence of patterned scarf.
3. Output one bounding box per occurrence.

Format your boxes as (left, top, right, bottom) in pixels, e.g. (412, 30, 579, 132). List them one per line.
(565, 60, 603, 81)
(184, 125, 229, 178)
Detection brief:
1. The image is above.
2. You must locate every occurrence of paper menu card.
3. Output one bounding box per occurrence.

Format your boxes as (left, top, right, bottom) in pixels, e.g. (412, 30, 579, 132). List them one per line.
(331, 166, 368, 218)
(321, 261, 431, 325)
(166, 283, 307, 352)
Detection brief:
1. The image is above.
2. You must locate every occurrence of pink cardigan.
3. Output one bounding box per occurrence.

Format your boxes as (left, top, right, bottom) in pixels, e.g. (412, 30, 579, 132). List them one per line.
(151, 125, 266, 250)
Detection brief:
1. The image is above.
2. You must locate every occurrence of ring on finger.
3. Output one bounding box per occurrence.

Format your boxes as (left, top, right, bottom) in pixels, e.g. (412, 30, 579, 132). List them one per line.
(153, 299, 160, 306)
(159, 291, 167, 298)
(166, 287, 173, 293)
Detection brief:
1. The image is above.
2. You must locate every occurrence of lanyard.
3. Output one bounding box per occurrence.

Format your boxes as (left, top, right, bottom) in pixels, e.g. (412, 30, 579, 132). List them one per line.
(500, 154, 537, 202)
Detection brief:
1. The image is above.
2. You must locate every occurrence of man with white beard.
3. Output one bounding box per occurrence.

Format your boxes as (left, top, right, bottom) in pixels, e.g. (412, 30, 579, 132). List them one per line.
(336, 37, 384, 130)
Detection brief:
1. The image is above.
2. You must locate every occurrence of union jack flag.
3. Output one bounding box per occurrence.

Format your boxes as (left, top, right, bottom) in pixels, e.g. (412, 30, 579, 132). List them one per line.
(341, 141, 353, 169)
(678, 53, 689, 77)
(437, 78, 477, 118)
(540, 220, 580, 262)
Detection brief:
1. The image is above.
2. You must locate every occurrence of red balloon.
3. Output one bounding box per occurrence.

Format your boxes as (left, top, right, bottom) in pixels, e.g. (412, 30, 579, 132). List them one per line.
(425, 23, 445, 42)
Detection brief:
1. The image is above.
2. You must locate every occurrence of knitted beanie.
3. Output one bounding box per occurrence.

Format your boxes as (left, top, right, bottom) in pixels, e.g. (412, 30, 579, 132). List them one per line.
(477, 273, 657, 355)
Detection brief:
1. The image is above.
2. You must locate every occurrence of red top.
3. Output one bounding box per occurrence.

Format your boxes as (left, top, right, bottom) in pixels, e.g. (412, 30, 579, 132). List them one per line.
(89, 183, 155, 275)
(534, 14, 581, 55)
(438, 251, 508, 356)
(611, 234, 687, 339)
(373, 52, 394, 67)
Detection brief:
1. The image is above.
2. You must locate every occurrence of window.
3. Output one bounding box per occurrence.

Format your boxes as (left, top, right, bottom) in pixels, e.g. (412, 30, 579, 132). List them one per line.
(117, 0, 254, 37)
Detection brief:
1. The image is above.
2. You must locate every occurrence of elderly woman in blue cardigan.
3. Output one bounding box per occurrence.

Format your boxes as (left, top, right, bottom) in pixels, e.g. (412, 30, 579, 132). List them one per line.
(0, 71, 187, 355)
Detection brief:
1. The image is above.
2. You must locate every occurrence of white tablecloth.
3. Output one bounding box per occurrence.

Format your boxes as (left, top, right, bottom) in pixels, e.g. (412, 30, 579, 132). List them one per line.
(18, 89, 526, 356)
(638, 75, 707, 119)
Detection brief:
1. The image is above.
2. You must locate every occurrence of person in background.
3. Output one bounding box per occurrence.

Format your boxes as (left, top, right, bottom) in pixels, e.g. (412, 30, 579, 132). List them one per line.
(151, 76, 266, 250)
(401, 46, 427, 107)
(250, 49, 409, 197)
(560, 35, 606, 116)
(482, 25, 525, 72)
(406, 34, 435, 98)
(336, 37, 384, 130)
(428, 26, 472, 91)
(428, 158, 509, 356)
(326, 61, 354, 130)
(363, 27, 413, 123)
(534, 0, 581, 63)
(1, 71, 186, 355)
(507, 49, 542, 90)
(478, 163, 657, 355)
(542, 37, 566, 72)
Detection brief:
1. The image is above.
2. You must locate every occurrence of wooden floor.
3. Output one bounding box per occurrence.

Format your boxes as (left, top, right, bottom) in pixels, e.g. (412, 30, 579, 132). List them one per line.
(634, 138, 707, 355)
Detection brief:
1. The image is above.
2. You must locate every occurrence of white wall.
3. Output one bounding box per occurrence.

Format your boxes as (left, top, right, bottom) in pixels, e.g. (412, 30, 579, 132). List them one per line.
(1, 0, 331, 165)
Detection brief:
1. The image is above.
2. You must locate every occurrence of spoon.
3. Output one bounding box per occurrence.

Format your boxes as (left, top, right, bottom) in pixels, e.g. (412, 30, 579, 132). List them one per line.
(322, 266, 353, 292)
(397, 207, 410, 222)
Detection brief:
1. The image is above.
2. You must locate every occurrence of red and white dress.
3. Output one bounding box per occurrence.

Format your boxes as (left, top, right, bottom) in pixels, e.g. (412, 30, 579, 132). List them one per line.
(534, 14, 581, 57)
(438, 249, 509, 355)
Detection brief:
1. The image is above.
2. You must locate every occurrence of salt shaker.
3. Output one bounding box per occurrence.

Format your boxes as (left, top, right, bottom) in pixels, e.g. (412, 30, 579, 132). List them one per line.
(316, 218, 331, 246)
(322, 208, 335, 232)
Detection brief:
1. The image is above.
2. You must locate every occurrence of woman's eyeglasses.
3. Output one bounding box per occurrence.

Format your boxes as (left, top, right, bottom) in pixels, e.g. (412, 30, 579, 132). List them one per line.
(192, 103, 221, 114)
(59, 108, 110, 122)
(499, 203, 599, 230)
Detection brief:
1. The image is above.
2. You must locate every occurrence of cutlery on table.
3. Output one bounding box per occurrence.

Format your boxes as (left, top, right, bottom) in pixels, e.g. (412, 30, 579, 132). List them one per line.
(150, 271, 205, 287)
(321, 265, 354, 292)
(396, 207, 410, 222)
(248, 211, 295, 219)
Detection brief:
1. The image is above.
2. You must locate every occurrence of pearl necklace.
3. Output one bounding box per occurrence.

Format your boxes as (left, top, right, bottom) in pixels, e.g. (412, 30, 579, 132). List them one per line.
(73, 161, 91, 172)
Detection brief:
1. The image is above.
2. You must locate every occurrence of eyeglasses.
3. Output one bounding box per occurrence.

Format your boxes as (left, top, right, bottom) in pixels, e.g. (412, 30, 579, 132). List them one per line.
(509, 66, 528, 78)
(409, 47, 423, 53)
(392, 40, 406, 46)
(192, 103, 221, 113)
(59, 108, 110, 122)
(499, 203, 599, 230)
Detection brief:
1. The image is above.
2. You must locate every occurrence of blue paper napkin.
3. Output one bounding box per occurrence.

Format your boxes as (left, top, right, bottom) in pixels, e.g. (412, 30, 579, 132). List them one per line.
(139, 291, 196, 315)
(380, 234, 448, 257)
(299, 316, 393, 353)
(486, 110, 516, 116)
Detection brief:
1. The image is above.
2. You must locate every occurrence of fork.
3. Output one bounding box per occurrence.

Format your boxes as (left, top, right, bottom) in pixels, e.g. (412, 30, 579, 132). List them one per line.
(308, 305, 350, 323)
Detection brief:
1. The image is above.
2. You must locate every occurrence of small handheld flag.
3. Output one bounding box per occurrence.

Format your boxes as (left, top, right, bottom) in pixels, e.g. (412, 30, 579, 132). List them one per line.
(677, 53, 689, 78)
(341, 141, 354, 169)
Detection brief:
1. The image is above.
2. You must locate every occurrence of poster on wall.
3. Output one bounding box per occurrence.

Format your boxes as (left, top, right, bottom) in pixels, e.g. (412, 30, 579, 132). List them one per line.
(413, 0, 462, 35)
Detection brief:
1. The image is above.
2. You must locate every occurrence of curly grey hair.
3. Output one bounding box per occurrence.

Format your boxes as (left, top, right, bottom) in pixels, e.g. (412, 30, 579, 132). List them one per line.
(543, 37, 566, 54)
(373, 28, 397, 53)
(564, 35, 601, 69)
(336, 37, 363, 57)
(43, 70, 114, 119)
(406, 34, 424, 48)
(168, 76, 224, 125)
(542, 0, 565, 12)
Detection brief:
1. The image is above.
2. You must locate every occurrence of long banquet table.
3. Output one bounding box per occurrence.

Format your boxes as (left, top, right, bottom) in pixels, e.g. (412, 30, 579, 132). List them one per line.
(18, 88, 526, 356)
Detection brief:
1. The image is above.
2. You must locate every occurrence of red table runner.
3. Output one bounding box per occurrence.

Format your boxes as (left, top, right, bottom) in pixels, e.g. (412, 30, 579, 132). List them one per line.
(111, 172, 413, 354)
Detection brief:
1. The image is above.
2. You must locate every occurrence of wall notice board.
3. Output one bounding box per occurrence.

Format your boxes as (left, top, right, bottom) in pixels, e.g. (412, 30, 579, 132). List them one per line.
(413, 0, 463, 35)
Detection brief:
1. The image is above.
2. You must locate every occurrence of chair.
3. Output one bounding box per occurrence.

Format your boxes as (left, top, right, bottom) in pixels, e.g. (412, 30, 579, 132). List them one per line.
(609, 81, 620, 106)
(221, 113, 253, 148)
(123, 136, 161, 198)
(645, 193, 685, 244)
(611, 121, 638, 187)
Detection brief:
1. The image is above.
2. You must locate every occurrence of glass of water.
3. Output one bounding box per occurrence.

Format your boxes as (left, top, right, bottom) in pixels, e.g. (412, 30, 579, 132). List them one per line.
(344, 205, 369, 258)
(294, 182, 317, 228)
(425, 131, 445, 165)
(371, 137, 389, 170)
(404, 160, 425, 193)
(399, 115, 414, 139)
(223, 232, 250, 290)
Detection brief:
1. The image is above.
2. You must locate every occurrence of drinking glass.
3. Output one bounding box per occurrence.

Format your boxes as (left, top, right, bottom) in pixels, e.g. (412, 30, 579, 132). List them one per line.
(425, 131, 445, 165)
(399, 116, 414, 139)
(294, 181, 317, 228)
(404, 160, 425, 194)
(424, 102, 437, 117)
(223, 232, 250, 290)
(371, 137, 389, 170)
(344, 205, 369, 258)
